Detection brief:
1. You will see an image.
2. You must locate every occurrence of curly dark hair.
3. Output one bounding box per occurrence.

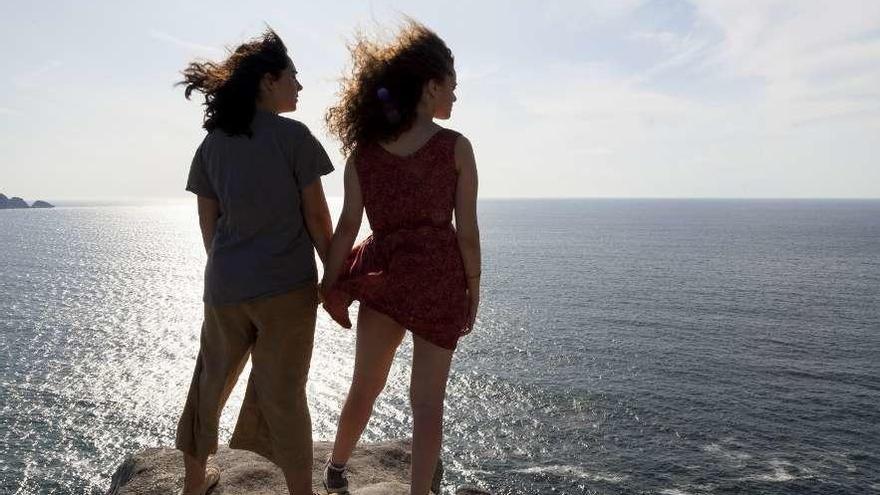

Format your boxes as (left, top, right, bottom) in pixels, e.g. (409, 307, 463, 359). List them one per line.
(325, 20, 454, 156)
(179, 28, 290, 137)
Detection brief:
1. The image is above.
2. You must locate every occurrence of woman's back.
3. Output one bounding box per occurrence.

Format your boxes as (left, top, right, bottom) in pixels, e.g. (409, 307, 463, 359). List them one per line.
(187, 111, 333, 305)
(324, 127, 468, 348)
(356, 128, 460, 236)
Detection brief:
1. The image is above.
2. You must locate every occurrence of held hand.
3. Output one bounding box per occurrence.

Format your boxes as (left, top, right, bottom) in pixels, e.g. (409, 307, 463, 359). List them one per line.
(461, 289, 480, 336)
(320, 282, 353, 329)
(317, 279, 330, 304)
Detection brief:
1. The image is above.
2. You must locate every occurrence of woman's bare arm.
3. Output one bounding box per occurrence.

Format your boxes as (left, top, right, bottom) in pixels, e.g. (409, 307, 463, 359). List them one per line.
(320, 156, 364, 289)
(301, 177, 334, 263)
(454, 135, 481, 333)
(196, 196, 220, 254)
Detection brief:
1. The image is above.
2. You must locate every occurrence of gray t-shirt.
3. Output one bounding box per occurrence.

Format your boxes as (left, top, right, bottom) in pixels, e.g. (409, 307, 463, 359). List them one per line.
(186, 110, 334, 305)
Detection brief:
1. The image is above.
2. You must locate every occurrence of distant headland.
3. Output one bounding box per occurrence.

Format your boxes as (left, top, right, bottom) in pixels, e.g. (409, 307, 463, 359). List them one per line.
(0, 193, 54, 209)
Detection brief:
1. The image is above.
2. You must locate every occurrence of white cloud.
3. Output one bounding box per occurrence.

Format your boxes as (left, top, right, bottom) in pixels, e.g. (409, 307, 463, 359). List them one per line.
(516, 64, 708, 141)
(464, 0, 880, 198)
(693, 0, 880, 126)
(630, 30, 714, 82)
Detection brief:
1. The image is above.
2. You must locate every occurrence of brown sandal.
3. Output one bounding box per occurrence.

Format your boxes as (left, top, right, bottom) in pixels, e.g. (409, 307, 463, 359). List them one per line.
(178, 465, 221, 495)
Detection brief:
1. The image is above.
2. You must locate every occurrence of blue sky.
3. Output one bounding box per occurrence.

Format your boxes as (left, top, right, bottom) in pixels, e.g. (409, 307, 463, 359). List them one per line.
(1, 0, 878, 200)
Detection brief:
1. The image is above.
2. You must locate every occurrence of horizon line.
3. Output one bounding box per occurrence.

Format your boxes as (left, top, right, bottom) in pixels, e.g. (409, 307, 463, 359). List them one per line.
(26, 195, 880, 205)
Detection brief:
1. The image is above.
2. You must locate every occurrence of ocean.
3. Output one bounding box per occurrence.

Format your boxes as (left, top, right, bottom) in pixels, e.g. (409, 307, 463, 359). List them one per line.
(1, 199, 878, 494)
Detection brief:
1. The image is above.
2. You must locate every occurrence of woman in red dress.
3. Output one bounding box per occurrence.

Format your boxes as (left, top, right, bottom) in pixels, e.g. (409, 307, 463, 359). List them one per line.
(320, 20, 481, 495)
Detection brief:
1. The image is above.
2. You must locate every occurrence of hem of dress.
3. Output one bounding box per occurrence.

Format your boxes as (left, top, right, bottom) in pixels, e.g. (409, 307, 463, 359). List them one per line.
(335, 286, 462, 351)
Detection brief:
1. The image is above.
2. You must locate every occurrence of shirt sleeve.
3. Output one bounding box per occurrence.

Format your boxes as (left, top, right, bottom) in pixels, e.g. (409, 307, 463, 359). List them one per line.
(291, 130, 335, 190)
(185, 142, 218, 199)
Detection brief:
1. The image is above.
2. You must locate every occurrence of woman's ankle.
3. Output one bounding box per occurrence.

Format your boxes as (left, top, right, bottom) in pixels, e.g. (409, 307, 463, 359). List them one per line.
(182, 453, 208, 490)
(327, 454, 347, 470)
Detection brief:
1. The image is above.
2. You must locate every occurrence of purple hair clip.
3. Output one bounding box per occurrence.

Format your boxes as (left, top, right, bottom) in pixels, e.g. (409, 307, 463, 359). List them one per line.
(377, 86, 398, 122)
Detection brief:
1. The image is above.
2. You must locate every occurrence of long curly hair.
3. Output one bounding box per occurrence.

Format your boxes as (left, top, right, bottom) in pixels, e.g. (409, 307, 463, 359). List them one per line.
(326, 20, 454, 157)
(179, 29, 290, 137)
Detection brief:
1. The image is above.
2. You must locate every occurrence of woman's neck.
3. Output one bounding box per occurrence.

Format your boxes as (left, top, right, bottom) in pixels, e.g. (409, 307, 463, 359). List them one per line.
(255, 99, 277, 114)
(403, 115, 437, 140)
(413, 102, 435, 127)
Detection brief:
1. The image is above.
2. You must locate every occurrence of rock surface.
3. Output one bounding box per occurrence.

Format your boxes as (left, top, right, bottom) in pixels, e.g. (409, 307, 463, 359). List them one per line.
(453, 488, 494, 495)
(106, 439, 491, 495)
(31, 200, 54, 208)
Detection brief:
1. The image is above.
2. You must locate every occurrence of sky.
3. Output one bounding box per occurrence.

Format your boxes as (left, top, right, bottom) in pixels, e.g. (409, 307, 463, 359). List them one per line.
(1, 0, 878, 200)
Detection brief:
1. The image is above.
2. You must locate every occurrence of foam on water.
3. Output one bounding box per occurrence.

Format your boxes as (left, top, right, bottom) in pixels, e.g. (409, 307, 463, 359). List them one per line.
(513, 466, 628, 484)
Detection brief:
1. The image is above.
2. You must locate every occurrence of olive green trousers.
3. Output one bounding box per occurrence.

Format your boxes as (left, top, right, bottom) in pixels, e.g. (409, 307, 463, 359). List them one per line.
(176, 285, 318, 472)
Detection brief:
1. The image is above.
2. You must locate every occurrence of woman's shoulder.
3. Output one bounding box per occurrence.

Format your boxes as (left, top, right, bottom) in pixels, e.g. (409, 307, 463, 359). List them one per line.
(265, 115, 332, 157)
(436, 126, 463, 139)
(434, 127, 472, 154)
(440, 128, 475, 174)
(269, 114, 312, 139)
(435, 127, 471, 151)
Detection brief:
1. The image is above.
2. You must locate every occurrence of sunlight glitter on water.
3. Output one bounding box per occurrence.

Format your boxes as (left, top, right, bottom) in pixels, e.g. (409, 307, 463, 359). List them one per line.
(0, 204, 402, 493)
(4, 200, 880, 494)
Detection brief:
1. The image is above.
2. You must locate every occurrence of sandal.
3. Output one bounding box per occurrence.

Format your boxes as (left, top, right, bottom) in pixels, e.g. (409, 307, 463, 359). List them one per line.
(178, 465, 221, 495)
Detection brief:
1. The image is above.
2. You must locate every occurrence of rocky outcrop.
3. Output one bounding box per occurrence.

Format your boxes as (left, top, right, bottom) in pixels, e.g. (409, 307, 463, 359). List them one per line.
(106, 439, 491, 495)
(3, 196, 29, 208)
(0, 193, 53, 209)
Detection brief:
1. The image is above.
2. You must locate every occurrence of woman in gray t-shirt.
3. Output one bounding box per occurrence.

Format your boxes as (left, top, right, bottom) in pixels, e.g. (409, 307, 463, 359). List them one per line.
(174, 29, 333, 495)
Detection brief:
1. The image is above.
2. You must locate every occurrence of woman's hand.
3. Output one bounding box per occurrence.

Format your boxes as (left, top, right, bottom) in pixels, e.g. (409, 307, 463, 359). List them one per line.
(462, 286, 480, 336)
(317, 277, 335, 304)
(321, 283, 353, 329)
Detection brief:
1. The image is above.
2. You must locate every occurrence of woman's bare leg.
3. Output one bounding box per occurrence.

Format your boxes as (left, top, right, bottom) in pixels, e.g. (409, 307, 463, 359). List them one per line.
(331, 305, 406, 465)
(409, 335, 454, 495)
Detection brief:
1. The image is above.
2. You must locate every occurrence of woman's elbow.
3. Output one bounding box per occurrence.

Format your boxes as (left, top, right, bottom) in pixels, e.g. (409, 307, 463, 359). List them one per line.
(198, 215, 217, 229)
(457, 228, 480, 247)
(456, 220, 479, 237)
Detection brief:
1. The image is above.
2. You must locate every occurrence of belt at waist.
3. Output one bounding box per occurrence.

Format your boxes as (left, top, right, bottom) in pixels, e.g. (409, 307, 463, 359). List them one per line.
(372, 223, 455, 241)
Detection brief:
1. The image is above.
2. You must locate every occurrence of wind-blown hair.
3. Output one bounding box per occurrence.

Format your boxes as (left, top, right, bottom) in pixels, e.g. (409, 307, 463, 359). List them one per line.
(326, 20, 454, 156)
(179, 29, 290, 137)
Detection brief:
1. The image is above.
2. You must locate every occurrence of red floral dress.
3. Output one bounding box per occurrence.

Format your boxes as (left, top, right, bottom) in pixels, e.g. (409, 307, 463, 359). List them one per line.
(323, 128, 468, 350)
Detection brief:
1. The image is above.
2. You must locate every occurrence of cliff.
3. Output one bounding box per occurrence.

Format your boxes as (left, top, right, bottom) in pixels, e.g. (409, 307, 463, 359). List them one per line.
(106, 439, 491, 495)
